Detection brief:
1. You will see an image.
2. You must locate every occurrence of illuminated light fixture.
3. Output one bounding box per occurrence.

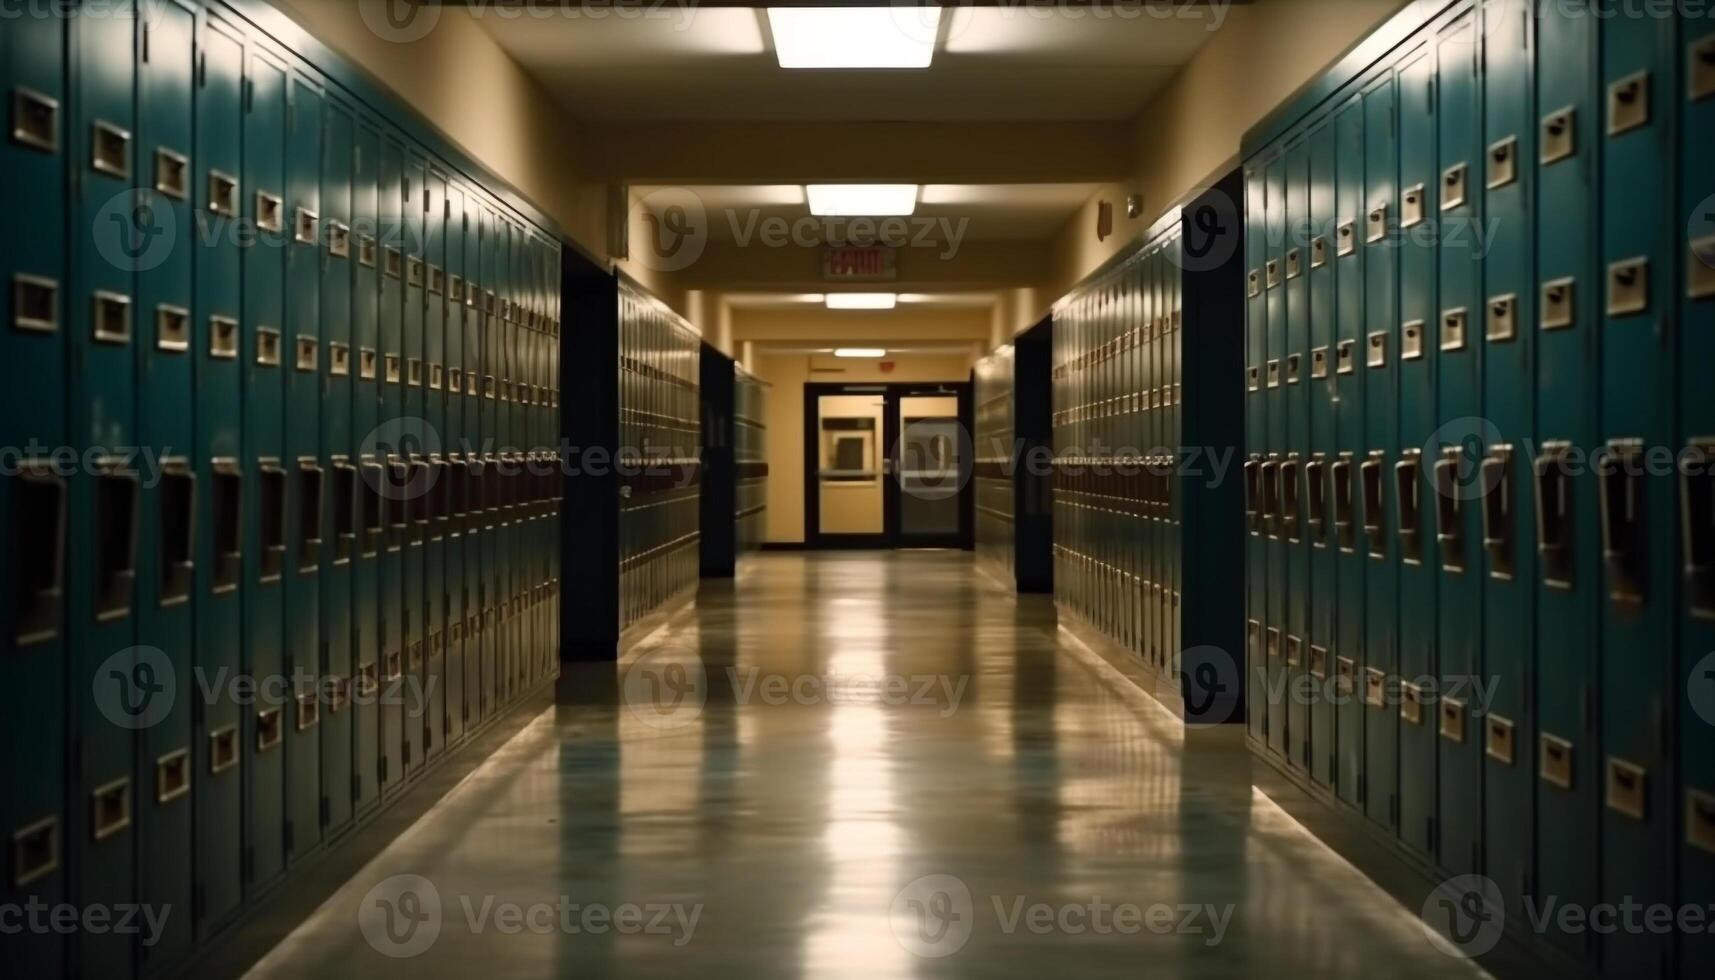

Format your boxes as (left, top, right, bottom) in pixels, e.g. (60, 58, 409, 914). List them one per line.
(834, 348, 888, 359)
(806, 184, 919, 217)
(826, 293, 898, 310)
(767, 7, 942, 69)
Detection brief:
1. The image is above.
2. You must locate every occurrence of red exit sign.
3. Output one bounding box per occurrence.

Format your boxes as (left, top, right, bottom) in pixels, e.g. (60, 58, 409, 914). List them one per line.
(822, 245, 897, 282)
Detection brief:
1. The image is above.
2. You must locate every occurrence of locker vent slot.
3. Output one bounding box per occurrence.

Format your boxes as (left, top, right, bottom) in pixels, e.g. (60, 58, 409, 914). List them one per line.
(1690, 236, 1715, 299)
(91, 120, 130, 178)
(1306, 456, 1328, 545)
(1606, 258, 1648, 316)
(1606, 71, 1650, 136)
(1683, 439, 1713, 616)
(154, 148, 188, 200)
(1597, 440, 1646, 603)
(1400, 682, 1424, 726)
(1365, 331, 1386, 368)
(1361, 453, 1386, 557)
(1541, 106, 1576, 164)
(1401, 184, 1425, 228)
(256, 327, 281, 367)
(1401, 320, 1424, 361)
(1690, 791, 1715, 854)
(1396, 452, 1426, 564)
(327, 221, 350, 259)
(94, 464, 140, 621)
(1440, 308, 1467, 352)
(358, 234, 377, 268)
(1485, 716, 1516, 766)
(360, 461, 384, 558)
(155, 748, 190, 804)
(1333, 455, 1356, 552)
(1695, 36, 1715, 101)
(10, 463, 65, 645)
(1438, 696, 1466, 743)
(256, 708, 283, 752)
(1439, 163, 1467, 211)
(1336, 220, 1356, 256)
(1485, 136, 1517, 190)
(1311, 235, 1328, 269)
(10, 817, 59, 887)
(1335, 656, 1355, 698)
(1485, 295, 1517, 343)
(293, 208, 319, 246)
(158, 460, 195, 606)
(1433, 447, 1466, 572)
(332, 461, 357, 565)
(11, 87, 59, 153)
(211, 461, 241, 593)
(156, 304, 190, 352)
(1363, 668, 1387, 708)
(295, 336, 318, 373)
(12, 273, 59, 333)
(91, 778, 131, 841)
(1335, 339, 1355, 375)
(295, 691, 319, 731)
(253, 190, 280, 231)
(1481, 445, 1515, 581)
(210, 315, 238, 359)
(1534, 444, 1575, 588)
(1605, 758, 1647, 820)
(329, 342, 350, 377)
(1310, 346, 1328, 379)
(297, 460, 323, 573)
(93, 290, 132, 344)
(258, 462, 286, 582)
(1308, 645, 1328, 680)
(1365, 204, 1387, 243)
(208, 725, 238, 774)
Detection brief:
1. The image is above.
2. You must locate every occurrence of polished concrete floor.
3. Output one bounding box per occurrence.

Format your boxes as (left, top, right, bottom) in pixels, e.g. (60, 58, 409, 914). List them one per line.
(246, 551, 1486, 979)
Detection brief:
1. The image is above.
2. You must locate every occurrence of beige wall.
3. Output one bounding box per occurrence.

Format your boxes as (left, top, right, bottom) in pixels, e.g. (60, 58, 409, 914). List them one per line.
(756, 353, 975, 544)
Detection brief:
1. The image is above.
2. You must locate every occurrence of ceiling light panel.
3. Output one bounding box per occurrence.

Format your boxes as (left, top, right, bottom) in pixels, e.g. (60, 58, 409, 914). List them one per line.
(805, 184, 919, 217)
(834, 348, 889, 359)
(767, 7, 942, 69)
(826, 293, 898, 310)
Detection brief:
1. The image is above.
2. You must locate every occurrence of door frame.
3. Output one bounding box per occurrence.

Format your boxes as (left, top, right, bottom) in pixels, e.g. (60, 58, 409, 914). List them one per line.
(802, 381, 974, 549)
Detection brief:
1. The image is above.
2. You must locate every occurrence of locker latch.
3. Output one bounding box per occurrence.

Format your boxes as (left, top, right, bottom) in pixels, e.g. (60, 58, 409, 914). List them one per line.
(256, 327, 282, 367)
(429, 458, 451, 540)
(156, 304, 190, 352)
(1541, 277, 1575, 331)
(1486, 136, 1517, 191)
(211, 459, 242, 593)
(158, 458, 195, 606)
(1401, 320, 1424, 361)
(1365, 331, 1386, 369)
(1308, 645, 1328, 680)
(1394, 450, 1423, 565)
(258, 460, 286, 582)
(1311, 346, 1329, 380)
(1401, 184, 1425, 229)
(1306, 454, 1328, 546)
(1486, 294, 1517, 343)
(327, 221, 351, 259)
(93, 290, 132, 345)
(1361, 452, 1386, 557)
(1689, 235, 1715, 300)
(293, 208, 319, 246)
(1606, 257, 1649, 317)
(256, 709, 283, 752)
(155, 749, 190, 805)
(11, 88, 59, 153)
(386, 458, 409, 551)
(1541, 106, 1576, 165)
(1606, 71, 1650, 137)
(1336, 220, 1356, 256)
(1689, 790, 1715, 855)
(1311, 235, 1328, 269)
(11, 272, 59, 333)
(1596, 439, 1646, 603)
(1605, 758, 1647, 820)
(1400, 681, 1425, 726)
(1433, 445, 1467, 573)
(357, 234, 377, 268)
(91, 778, 132, 841)
(1695, 36, 1715, 102)
(360, 460, 384, 558)
(1285, 248, 1302, 281)
(252, 189, 280, 231)
(1365, 204, 1387, 244)
(1439, 163, 1467, 212)
(1481, 444, 1515, 581)
(1332, 453, 1356, 552)
(1534, 441, 1575, 588)
(94, 460, 140, 622)
(1438, 696, 1467, 744)
(1259, 455, 1280, 538)
(1485, 715, 1516, 766)
(9, 461, 66, 645)
(329, 342, 351, 378)
(1440, 308, 1467, 353)
(294, 690, 319, 731)
(331, 459, 357, 566)
(1281, 454, 1301, 543)
(209, 725, 239, 775)
(1364, 668, 1388, 708)
(1335, 656, 1356, 698)
(210, 315, 238, 359)
(10, 817, 59, 888)
(90, 120, 130, 179)
(1335, 339, 1355, 375)
(154, 148, 189, 201)
(1682, 438, 1713, 617)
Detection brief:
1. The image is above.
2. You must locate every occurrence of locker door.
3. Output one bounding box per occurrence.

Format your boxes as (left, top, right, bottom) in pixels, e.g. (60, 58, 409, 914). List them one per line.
(1, 10, 70, 975)
(444, 183, 466, 747)
(401, 150, 425, 777)
(351, 119, 381, 817)
(1128, 258, 1145, 663)
(1244, 166, 1268, 746)
(1361, 71, 1400, 835)
(423, 166, 446, 761)
(1332, 95, 1367, 809)
(1308, 119, 1338, 790)
(283, 70, 322, 862)
(377, 134, 403, 794)
(500, 219, 518, 700)
(190, 8, 245, 940)
(478, 205, 497, 720)
(319, 95, 355, 841)
(133, 3, 196, 967)
(1478, 0, 1535, 918)
(1285, 138, 1311, 774)
(1597, 12, 1676, 977)
(242, 44, 288, 892)
(70, 7, 141, 974)
(465, 196, 485, 725)
(1680, 17, 1715, 980)
(1533, 1, 1600, 958)
(1394, 44, 1438, 861)
(1264, 151, 1287, 760)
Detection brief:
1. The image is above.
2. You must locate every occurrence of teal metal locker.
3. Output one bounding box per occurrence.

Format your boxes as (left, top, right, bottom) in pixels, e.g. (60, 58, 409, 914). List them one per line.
(1533, 0, 1600, 958)
(1333, 95, 1367, 809)
(319, 94, 355, 842)
(1245, 165, 1268, 746)
(190, 9, 245, 938)
(443, 182, 466, 748)
(1478, 0, 1536, 918)
(1, 9, 70, 974)
(134, 2, 197, 967)
(401, 150, 425, 779)
(1264, 151, 1288, 761)
(499, 218, 518, 703)
(424, 164, 447, 762)
(1285, 138, 1311, 774)
(242, 42, 289, 893)
(70, 6, 141, 974)
(1394, 42, 1438, 862)
(350, 118, 381, 818)
(1361, 72, 1399, 835)
(1308, 118, 1337, 789)
(1597, 13, 1677, 977)
(477, 205, 497, 721)
(463, 190, 485, 728)
(377, 133, 404, 794)
(1680, 16, 1715, 980)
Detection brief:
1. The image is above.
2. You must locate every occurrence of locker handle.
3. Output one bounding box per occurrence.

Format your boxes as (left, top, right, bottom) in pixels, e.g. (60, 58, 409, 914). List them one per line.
(1433, 447, 1465, 573)
(157, 460, 195, 606)
(1258, 458, 1279, 537)
(94, 464, 141, 622)
(1280, 455, 1301, 543)
(91, 778, 131, 841)
(1394, 453, 1423, 564)
(331, 460, 357, 566)
(1305, 456, 1327, 545)
(10, 817, 59, 888)
(9, 462, 66, 645)
(429, 459, 450, 539)
(407, 459, 430, 544)
(1360, 454, 1386, 557)
(11, 87, 59, 153)
(258, 462, 286, 582)
(1597, 441, 1646, 603)
(385, 459, 409, 551)
(1331, 455, 1356, 552)
(360, 461, 385, 558)
(211, 460, 241, 593)
(1534, 444, 1575, 588)
(1684, 440, 1714, 616)
(1481, 446, 1515, 581)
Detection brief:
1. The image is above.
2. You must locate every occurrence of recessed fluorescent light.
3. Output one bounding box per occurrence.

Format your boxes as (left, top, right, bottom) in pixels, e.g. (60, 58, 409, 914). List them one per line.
(767, 7, 942, 69)
(826, 293, 898, 310)
(806, 184, 919, 217)
(834, 348, 888, 359)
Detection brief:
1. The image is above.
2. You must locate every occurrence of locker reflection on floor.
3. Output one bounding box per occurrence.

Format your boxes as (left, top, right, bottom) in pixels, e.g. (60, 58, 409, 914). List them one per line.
(247, 552, 1483, 980)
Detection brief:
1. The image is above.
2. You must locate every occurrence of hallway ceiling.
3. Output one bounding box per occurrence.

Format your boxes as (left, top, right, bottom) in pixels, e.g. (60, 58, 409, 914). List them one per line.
(471, 6, 1221, 122)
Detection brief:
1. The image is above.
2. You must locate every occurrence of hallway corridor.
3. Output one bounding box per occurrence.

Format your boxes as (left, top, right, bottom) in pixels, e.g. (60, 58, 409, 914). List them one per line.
(247, 552, 1483, 979)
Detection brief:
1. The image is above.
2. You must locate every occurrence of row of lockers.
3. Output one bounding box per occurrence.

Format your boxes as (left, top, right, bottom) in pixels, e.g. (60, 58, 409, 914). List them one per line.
(697, 345, 766, 578)
(0, 2, 563, 976)
(974, 344, 1017, 582)
(733, 366, 768, 556)
(1243, 2, 1712, 976)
